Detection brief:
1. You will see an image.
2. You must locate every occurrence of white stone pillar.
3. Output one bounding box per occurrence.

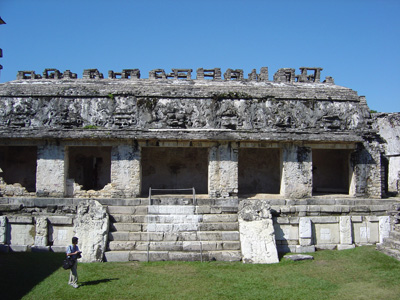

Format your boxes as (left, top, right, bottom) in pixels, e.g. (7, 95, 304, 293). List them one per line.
(378, 216, 391, 244)
(338, 216, 355, 250)
(208, 142, 238, 198)
(351, 142, 383, 198)
(34, 217, 48, 247)
(36, 144, 65, 197)
(111, 144, 141, 197)
(280, 144, 312, 198)
(297, 217, 315, 253)
(0, 216, 6, 244)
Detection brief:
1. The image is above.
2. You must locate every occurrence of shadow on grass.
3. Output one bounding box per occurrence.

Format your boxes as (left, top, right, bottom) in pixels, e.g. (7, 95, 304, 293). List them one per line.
(80, 278, 119, 286)
(0, 252, 65, 300)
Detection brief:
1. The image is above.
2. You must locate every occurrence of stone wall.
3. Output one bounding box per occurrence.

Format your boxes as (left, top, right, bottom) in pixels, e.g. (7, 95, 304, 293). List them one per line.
(373, 113, 400, 194)
(208, 142, 239, 198)
(36, 144, 65, 197)
(111, 144, 141, 197)
(269, 198, 393, 252)
(0, 198, 108, 262)
(0, 67, 389, 199)
(280, 144, 312, 198)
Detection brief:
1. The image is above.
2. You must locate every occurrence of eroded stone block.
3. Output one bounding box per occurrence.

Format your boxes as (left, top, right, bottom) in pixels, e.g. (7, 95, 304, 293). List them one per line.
(238, 200, 279, 264)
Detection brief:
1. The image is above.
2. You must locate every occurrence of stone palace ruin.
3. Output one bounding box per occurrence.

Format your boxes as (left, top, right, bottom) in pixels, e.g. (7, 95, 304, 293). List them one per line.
(0, 66, 399, 263)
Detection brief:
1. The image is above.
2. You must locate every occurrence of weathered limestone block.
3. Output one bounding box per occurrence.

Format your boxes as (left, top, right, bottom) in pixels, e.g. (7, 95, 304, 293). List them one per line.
(373, 113, 400, 193)
(299, 217, 312, 246)
(0, 181, 32, 197)
(111, 144, 141, 197)
(196, 68, 221, 80)
(281, 144, 312, 198)
(339, 216, 352, 245)
(238, 200, 279, 264)
(378, 216, 390, 244)
(83, 69, 103, 79)
(352, 142, 383, 198)
(338, 216, 355, 250)
(208, 143, 238, 198)
(34, 217, 48, 247)
(0, 216, 6, 243)
(284, 254, 314, 261)
(74, 200, 109, 262)
(273, 68, 295, 83)
(36, 144, 65, 197)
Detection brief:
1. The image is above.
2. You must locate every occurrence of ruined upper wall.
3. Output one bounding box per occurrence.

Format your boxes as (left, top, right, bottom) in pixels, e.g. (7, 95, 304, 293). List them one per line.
(0, 67, 357, 101)
(0, 67, 372, 142)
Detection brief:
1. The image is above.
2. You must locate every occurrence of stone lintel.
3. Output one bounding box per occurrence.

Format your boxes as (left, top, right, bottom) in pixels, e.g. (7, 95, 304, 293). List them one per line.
(47, 216, 73, 225)
(7, 216, 33, 224)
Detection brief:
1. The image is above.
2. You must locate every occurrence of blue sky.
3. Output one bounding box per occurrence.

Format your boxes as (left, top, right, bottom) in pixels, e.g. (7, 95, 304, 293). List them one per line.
(0, 0, 399, 112)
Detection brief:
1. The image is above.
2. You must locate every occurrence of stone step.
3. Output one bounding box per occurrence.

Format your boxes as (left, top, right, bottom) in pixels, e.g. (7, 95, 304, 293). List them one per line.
(111, 222, 238, 232)
(382, 238, 400, 251)
(148, 205, 196, 215)
(388, 229, 400, 240)
(111, 223, 143, 232)
(104, 250, 242, 262)
(107, 205, 238, 216)
(107, 206, 148, 215)
(146, 222, 239, 232)
(148, 198, 239, 207)
(377, 244, 400, 261)
(108, 240, 241, 252)
(110, 214, 238, 223)
(109, 231, 240, 242)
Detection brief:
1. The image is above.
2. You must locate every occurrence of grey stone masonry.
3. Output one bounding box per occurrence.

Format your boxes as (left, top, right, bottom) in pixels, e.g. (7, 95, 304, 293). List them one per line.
(105, 197, 241, 262)
(281, 144, 312, 199)
(36, 144, 65, 197)
(0, 66, 390, 201)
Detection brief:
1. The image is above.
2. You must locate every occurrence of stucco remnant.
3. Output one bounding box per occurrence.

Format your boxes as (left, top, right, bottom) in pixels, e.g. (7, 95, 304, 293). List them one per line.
(73, 200, 109, 262)
(238, 200, 279, 264)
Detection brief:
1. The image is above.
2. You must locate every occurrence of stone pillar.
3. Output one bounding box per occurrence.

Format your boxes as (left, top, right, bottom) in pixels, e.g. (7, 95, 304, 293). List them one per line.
(298, 217, 315, 252)
(111, 144, 141, 197)
(351, 142, 384, 198)
(378, 216, 391, 244)
(36, 144, 65, 197)
(34, 217, 48, 247)
(0, 216, 6, 244)
(338, 216, 355, 250)
(280, 144, 312, 198)
(208, 142, 238, 198)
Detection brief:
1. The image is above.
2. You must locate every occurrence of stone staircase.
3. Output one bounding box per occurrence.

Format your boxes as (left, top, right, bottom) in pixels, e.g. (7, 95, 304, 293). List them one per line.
(104, 197, 242, 262)
(377, 204, 400, 260)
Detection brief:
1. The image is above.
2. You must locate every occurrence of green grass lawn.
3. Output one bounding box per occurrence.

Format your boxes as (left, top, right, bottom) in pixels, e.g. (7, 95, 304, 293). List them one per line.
(1, 246, 400, 300)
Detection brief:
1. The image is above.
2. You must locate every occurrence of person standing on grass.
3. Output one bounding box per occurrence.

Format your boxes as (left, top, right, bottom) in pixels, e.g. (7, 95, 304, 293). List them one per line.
(66, 236, 82, 288)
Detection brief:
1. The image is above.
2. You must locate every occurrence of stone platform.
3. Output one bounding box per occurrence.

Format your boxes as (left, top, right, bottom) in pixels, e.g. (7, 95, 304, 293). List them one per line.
(1, 196, 399, 263)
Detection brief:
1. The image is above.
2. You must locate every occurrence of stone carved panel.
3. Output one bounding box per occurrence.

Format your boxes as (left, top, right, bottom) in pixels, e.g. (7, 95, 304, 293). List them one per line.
(74, 200, 109, 262)
(0, 95, 369, 132)
(238, 200, 279, 264)
(34, 217, 48, 247)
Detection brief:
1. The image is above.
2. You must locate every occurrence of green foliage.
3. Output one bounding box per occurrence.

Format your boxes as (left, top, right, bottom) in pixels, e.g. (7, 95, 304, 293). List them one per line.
(212, 92, 253, 101)
(370, 109, 378, 113)
(107, 93, 115, 100)
(137, 97, 158, 110)
(83, 125, 98, 129)
(2, 246, 400, 300)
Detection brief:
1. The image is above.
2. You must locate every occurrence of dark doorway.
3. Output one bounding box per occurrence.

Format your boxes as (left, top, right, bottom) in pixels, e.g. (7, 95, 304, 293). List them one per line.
(238, 148, 281, 195)
(0, 146, 37, 192)
(312, 149, 351, 194)
(68, 147, 111, 190)
(141, 147, 208, 195)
